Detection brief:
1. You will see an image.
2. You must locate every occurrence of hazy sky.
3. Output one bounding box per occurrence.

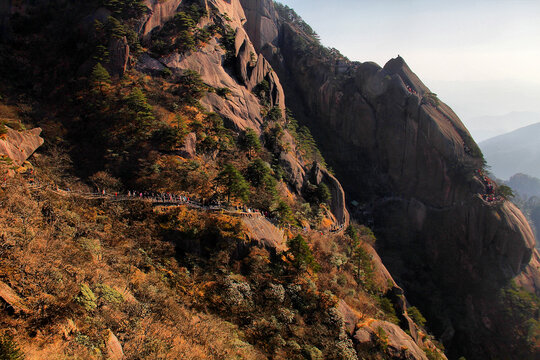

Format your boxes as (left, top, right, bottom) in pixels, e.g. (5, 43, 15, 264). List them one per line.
(278, 0, 540, 138)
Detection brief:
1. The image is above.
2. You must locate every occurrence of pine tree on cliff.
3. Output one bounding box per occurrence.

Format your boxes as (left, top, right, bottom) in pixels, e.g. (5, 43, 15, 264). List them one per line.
(90, 63, 111, 94)
(217, 164, 249, 203)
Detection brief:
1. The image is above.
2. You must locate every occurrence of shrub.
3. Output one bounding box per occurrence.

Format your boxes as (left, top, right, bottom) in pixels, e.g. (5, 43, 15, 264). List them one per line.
(287, 234, 320, 272)
(351, 244, 375, 291)
(245, 159, 270, 187)
(90, 63, 111, 93)
(215, 87, 232, 98)
(0, 336, 24, 360)
(242, 128, 262, 158)
(498, 184, 515, 199)
(408, 306, 427, 328)
(423, 92, 440, 107)
(273, 200, 294, 226)
(101, 0, 148, 19)
(378, 297, 399, 324)
(253, 80, 270, 102)
(374, 326, 389, 351)
(96, 284, 124, 305)
(217, 164, 250, 202)
(75, 284, 98, 311)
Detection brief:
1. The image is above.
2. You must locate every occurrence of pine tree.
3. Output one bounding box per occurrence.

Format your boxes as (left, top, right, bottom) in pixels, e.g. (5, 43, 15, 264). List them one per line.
(90, 63, 111, 94)
(125, 87, 155, 126)
(286, 234, 319, 272)
(243, 128, 261, 158)
(217, 164, 250, 202)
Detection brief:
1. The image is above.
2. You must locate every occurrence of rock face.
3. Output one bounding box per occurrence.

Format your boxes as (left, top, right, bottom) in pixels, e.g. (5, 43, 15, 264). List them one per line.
(141, 0, 183, 36)
(152, 0, 348, 225)
(242, 214, 286, 253)
(308, 162, 349, 226)
(106, 329, 124, 360)
(336, 300, 446, 360)
(239, 2, 539, 359)
(105, 36, 129, 76)
(239, 0, 279, 53)
(0, 127, 44, 166)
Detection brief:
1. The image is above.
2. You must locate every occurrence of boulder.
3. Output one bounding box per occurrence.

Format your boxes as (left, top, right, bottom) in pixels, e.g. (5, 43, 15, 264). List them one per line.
(354, 319, 429, 360)
(242, 215, 286, 253)
(279, 151, 305, 194)
(135, 53, 166, 75)
(107, 329, 124, 360)
(0, 127, 44, 166)
(0, 280, 29, 314)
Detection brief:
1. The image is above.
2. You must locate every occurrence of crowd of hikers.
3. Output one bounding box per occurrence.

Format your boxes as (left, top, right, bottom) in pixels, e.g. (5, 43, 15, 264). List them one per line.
(476, 169, 502, 203)
(406, 85, 418, 95)
(11, 172, 345, 233)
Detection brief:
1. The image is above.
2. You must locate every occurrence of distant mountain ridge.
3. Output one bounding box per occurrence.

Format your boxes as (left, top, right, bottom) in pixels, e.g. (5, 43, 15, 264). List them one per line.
(480, 122, 540, 179)
(466, 111, 540, 142)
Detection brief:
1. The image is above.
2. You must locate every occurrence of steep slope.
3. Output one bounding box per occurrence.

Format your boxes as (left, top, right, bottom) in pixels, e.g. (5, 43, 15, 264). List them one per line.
(0, 0, 447, 359)
(0, 0, 537, 359)
(239, 1, 540, 358)
(480, 122, 540, 179)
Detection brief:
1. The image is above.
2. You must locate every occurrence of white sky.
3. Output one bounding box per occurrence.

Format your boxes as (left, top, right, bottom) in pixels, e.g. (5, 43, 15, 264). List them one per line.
(277, 0, 540, 137)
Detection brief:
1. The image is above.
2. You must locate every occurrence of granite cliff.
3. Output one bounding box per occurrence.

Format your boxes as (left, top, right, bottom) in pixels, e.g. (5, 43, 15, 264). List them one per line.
(0, 0, 538, 359)
(239, 0, 540, 358)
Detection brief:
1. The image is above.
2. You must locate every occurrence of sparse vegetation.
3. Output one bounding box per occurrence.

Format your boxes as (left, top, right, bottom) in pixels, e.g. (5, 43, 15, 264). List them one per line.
(408, 306, 427, 328)
(498, 184, 515, 199)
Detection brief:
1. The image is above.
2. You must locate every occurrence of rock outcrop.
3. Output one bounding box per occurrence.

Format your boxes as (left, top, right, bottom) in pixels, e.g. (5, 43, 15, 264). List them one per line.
(0, 127, 44, 166)
(308, 162, 349, 226)
(242, 214, 286, 253)
(150, 0, 348, 225)
(105, 36, 129, 76)
(141, 0, 183, 36)
(0, 280, 29, 314)
(239, 1, 539, 358)
(106, 329, 124, 360)
(337, 300, 446, 360)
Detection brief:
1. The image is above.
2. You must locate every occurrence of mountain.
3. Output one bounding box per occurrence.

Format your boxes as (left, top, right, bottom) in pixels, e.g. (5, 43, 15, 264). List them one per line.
(480, 122, 540, 179)
(465, 111, 540, 142)
(503, 173, 540, 250)
(507, 173, 540, 200)
(0, 0, 538, 359)
(426, 79, 540, 128)
(243, 1, 539, 358)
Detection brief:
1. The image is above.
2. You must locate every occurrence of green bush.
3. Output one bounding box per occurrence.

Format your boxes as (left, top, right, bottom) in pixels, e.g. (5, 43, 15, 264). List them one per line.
(0, 336, 24, 360)
(408, 306, 427, 327)
(378, 297, 399, 324)
(75, 284, 98, 311)
(273, 200, 294, 226)
(101, 0, 149, 19)
(287, 234, 319, 272)
(96, 284, 124, 305)
(498, 184, 515, 199)
(217, 164, 250, 202)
